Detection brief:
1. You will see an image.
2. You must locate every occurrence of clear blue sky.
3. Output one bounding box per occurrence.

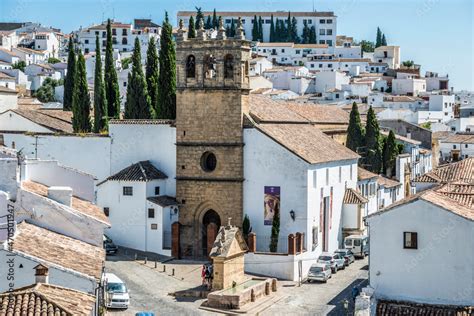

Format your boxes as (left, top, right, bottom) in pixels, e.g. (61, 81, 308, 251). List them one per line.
(1, 0, 472, 90)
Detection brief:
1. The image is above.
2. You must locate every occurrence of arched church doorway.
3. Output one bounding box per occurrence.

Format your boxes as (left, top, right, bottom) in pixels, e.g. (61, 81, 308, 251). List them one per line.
(202, 209, 221, 257)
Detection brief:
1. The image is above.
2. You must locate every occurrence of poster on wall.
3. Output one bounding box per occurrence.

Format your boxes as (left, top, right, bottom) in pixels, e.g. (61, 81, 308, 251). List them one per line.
(264, 186, 280, 225)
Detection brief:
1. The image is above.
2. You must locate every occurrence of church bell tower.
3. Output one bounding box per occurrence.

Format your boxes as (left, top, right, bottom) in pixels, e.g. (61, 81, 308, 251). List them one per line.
(173, 18, 251, 258)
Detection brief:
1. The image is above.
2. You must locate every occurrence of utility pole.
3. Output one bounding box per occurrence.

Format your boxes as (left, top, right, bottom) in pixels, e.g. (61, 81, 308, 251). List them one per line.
(31, 135, 45, 159)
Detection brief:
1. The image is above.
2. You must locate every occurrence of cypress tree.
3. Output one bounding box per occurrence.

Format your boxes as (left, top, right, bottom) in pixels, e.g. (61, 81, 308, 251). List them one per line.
(346, 102, 365, 153)
(225, 24, 231, 37)
(258, 16, 264, 41)
(63, 37, 76, 111)
(290, 16, 299, 43)
(146, 37, 159, 117)
(212, 9, 218, 29)
(104, 19, 120, 118)
(286, 12, 291, 42)
(275, 19, 281, 42)
(125, 38, 151, 119)
(269, 15, 275, 42)
(205, 16, 212, 29)
(252, 15, 259, 41)
(188, 16, 196, 38)
(302, 20, 309, 44)
(279, 20, 286, 41)
(230, 19, 236, 37)
(195, 7, 204, 29)
(309, 26, 317, 44)
(93, 35, 107, 133)
(157, 12, 176, 119)
(269, 203, 280, 252)
(72, 51, 91, 133)
(381, 33, 387, 46)
(382, 130, 398, 177)
(365, 106, 382, 173)
(376, 27, 382, 47)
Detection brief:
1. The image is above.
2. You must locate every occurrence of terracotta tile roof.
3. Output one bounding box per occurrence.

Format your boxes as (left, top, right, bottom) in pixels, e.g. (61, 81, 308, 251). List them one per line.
(338, 58, 372, 63)
(249, 95, 349, 125)
(134, 19, 160, 29)
(11, 221, 105, 279)
(0, 47, 19, 57)
(109, 119, 175, 125)
(13, 47, 46, 55)
(293, 44, 328, 49)
(0, 72, 14, 80)
(0, 283, 95, 315)
(383, 95, 422, 103)
(147, 195, 178, 207)
(22, 180, 109, 225)
(358, 167, 378, 181)
(377, 175, 401, 188)
(343, 188, 368, 204)
(381, 130, 422, 146)
(442, 133, 474, 144)
(257, 42, 294, 47)
(9, 109, 73, 133)
(377, 300, 473, 316)
(178, 11, 335, 18)
(414, 158, 474, 184)
(255, 123, 359, 164)
(100, 160, 167, 184)
(368, 182, 474, 221)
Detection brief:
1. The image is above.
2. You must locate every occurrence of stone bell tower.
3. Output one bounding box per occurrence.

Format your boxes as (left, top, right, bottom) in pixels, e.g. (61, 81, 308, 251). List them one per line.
(173, 18, 251, 258)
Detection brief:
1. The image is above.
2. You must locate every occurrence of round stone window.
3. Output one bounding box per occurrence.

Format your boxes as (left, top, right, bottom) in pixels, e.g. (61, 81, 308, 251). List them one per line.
(201, 152, 217, 172)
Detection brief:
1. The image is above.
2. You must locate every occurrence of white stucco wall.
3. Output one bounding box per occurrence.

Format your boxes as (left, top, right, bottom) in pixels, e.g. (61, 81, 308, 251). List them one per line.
(2, 133, 111, 181)
(0, 111, 52, 133)
(368, 200, 474, 305)
(0, 158, 18, 200)
(0, 249, 97, 294)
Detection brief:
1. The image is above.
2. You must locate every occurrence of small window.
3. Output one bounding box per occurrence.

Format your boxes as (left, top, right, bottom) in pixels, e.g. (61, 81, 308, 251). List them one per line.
(201, 151, 217, 172)
(123, 186, 133, 196)
(186, 55, 196, 78)
(84, 39, 89, 44)
(150, 223, 158, 230)
(122, 37, 127, 45)
(148, 208, 155, 218)
(155, 186, 160, 195)
(104, 207, 110, 217)
(404, 232, 418, 249)
(313, 170, 317, 188)
(320, 19, 326, 24)
(326, 19, 333, 24)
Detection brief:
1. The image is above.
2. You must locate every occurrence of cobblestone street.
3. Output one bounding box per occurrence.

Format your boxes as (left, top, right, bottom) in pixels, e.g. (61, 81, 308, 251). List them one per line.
(105, 250, 368, 315)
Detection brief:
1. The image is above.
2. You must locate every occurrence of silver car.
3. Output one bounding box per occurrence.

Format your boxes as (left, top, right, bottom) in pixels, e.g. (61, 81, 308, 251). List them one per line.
(307, 263, 332, 283)
(317, 252, 346, 273)
(335, 249, 355, 266)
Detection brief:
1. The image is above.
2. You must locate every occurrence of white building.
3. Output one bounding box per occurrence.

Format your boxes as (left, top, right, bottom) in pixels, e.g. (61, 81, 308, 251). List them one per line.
(314, 71, 350, 93)
(262, 66, 310, 90)
(12, 47, 47, 65)
(0, 47, 20, 64)
(0, 30, 19, 49)
(424, 71, 449, 91)
(249, 57, 273, 76)
(33, 31, 60, 57)
(0, 71, 16, 90)
(372, 45, 400, 69)
(392, 76, 426, 96)
(366, 182, 473, 307)
(439, 134, 474, 161)
(177, 11, 337, 46)
(0, 86, 18, 112)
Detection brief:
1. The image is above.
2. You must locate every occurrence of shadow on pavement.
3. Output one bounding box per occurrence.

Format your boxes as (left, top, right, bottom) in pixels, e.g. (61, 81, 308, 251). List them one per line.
(327, 278, 368, 316)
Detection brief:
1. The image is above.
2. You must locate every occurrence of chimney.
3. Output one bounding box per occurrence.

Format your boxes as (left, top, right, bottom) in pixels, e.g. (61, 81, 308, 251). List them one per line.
(47, 186, 73, 207)
(34, 264, 49, 284)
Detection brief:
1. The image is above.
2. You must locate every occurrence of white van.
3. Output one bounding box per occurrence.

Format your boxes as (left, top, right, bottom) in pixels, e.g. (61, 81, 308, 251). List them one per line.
(104, 273, 130, 309)
(344, 235, 369, 258)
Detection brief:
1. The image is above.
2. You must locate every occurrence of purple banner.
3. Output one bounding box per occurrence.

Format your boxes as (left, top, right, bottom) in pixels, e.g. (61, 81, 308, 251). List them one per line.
(264, 186, 280, 226)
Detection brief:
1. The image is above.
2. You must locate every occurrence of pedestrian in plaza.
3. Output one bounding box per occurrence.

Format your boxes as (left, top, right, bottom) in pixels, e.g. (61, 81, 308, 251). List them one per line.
(201, 264, 206, 287)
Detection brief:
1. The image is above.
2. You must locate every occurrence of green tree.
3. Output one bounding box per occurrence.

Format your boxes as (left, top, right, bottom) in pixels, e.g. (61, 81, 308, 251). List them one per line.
(72, 51, 92, 133)
(242, 214, 252, 240)
(229, 18, 236, 37)
(121, 57, 131, 69)
(188, 16, 196, 38)
(346, 102, 365, 152)
(35, 77, 63, 103)
(205, 15, 212, 29)
(252, 15, 259, 41)
(301, 20, 310, 44)
(360, 40, 375, 53)
(93, 35, 108, 133)
(63, 38, 76, 111)
(376, 27, 382, 47)
(402, 60, 415, 68)
(365, 106, 382, 173)
(290, 16, 299, 43)
(195, 7, 204, 29)
(146, 37, 159, 117)
(279, 20, 286, 41)
(104, 19, 120, 119)
(309, 26, 316, 44)
(157, 12, 176, 119)
(382, 130, 398, 177)
(125, 38, 151, 119)
(212, 9, 218, 29)
(269, 15, 275, 42)
(269, 203, 280, 253)
(47, 57, 61, 64)
(12, 60, 26, 71)
(286, 12, 292, 42)
(258, 16, 264, 41)
(381, 33, 387, 46)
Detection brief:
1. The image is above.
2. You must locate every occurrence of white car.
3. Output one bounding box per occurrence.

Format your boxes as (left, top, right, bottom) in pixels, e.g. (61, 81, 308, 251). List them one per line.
(104, 273, 130, 309)
(307, 263, 332, 283)
(317, 252, 345, 273)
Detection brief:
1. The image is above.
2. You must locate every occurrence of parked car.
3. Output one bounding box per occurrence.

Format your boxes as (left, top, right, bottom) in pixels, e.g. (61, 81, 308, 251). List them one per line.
(317, 252, 345, 273)
(136, 313, 155, 316)
(307, 263, 332, 283)
(104, 273, 130, 309)
(335, 249, 355, 266)
(103, 234, 118, 255)
(344, 235, 369, 258)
